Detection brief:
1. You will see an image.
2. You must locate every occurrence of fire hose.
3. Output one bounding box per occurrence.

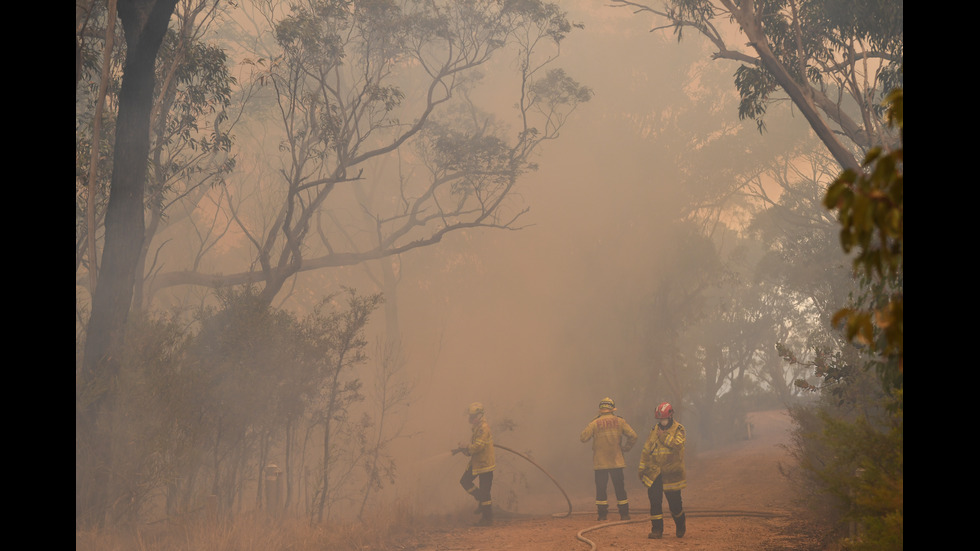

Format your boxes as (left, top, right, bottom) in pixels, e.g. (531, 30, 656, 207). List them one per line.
(452, 443, 574, 518)
(571, 509, 789, 550)
(494, 443, 574, 518)
(453, 444, 787, 550)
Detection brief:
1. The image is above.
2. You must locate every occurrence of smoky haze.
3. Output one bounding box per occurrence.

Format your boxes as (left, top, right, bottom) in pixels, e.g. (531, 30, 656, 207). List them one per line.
(288, 3, 813, 517)
(81, 0, 826, 522)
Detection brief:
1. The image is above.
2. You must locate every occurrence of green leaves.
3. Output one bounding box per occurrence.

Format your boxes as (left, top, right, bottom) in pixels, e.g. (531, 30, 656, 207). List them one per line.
(528, 67, 593, 106)
(824, 117, 902, 279)
(813, 390, 903, 550)
(733, 65, 775, 132)
(824, 87, 902, 385)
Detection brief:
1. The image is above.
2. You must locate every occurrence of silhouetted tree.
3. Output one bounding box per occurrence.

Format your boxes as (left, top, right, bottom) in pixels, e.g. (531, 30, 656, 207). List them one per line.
(141, 0, 591, 309)
(300, 289, 383, 523)
(77, 0, 178, 529)
(611, 0, 902, 171)
(76, 0, 239, 312)
(824, 87, 902, 390)
(781, 87, 902, 548)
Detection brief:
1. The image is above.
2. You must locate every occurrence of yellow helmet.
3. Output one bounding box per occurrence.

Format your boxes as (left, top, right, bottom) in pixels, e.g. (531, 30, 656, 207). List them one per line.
(467, 402, 485, 416)
(599, 397, 616, 411)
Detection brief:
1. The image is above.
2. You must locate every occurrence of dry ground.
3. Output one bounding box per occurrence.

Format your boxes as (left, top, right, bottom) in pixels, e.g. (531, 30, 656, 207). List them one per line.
(405, 410, 835, 551)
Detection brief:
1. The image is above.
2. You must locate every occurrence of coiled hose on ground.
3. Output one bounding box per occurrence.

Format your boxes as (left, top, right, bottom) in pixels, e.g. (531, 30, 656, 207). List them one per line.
(571, 509, 789, 551)
(492, 444, 789, 551)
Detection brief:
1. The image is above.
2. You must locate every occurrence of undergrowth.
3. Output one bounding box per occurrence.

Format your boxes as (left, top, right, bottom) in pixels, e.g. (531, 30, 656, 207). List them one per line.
(75, 500, 439, 551)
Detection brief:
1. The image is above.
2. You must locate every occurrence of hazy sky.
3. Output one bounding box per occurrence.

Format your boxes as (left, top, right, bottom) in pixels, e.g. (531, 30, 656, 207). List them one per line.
(331, 1, 815, 516)
(124, 0, 817, 518)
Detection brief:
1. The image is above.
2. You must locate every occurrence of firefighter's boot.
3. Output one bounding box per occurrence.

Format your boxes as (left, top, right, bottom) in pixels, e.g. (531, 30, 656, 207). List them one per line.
(674, 512, 686, 538)
(648, 518, 664, 539)
(466, 485, 481, 513)
(618, 503, 630, 521)
(476, 504, 493, 526)
(597, 504, 609, 521)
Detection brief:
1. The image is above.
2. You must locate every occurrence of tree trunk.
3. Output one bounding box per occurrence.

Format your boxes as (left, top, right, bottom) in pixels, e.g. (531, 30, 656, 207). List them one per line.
(723, 0, 860, 172)
(317, 419, 331, 524)
(84, 0, 118, 292)
(83, 0, 177, 378)
(77, 0, 178, 530)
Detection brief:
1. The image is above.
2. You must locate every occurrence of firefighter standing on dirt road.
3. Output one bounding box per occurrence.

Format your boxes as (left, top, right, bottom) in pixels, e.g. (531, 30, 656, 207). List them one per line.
(638, 401, 687, 539)
(580, 397, 639, 521)
(453, 402, 495, 526)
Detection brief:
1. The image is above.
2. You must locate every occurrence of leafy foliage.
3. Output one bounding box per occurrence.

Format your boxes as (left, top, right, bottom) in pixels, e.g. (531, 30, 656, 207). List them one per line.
(76, 311, 190, 526)
(76, 4, 238, 297)
(781, 85, 903, 549)
(787, 387, 902, 550)
(780, 343, 854, 397)
(612, 0, 902, 168)
(76, 285, 385, 525)
(823, 86, 903, 389)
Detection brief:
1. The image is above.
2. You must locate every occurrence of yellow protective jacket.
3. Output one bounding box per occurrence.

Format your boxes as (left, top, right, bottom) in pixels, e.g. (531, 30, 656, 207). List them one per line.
(580, 412, 638, 470)
(464, 416, 495, 475)
(638, 420, 687, 491)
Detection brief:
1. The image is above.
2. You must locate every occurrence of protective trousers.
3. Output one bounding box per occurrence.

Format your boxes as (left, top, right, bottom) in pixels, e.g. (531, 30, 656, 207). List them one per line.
(647, 474, 685, 538)
(594, 467, 629, 519)
(460, 469, 494, 521)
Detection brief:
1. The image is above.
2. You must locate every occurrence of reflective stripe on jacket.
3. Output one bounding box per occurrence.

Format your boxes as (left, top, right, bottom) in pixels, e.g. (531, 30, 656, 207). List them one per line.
(466, 417, 495, 475)
(638, 420, 687, 491)
(580, 412, 638, 470)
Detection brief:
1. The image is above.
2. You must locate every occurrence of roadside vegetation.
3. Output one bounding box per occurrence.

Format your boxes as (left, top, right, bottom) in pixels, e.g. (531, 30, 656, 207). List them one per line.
(75, 501, 435, 551)
(783, 87, 903, 550)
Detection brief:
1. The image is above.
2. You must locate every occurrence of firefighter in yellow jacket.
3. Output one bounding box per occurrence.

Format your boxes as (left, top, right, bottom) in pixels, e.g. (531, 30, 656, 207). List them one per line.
(638, 401, 687, 539)
(453, 402, 495, 526)
(580, 397, 638, 521)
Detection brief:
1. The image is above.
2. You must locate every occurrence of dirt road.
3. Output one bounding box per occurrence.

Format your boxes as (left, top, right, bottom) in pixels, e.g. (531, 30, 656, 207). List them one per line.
(408, 410, 831, 551)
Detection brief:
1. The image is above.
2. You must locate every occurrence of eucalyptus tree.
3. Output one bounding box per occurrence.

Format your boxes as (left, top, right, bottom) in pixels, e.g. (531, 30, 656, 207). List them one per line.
(630, 152, 849, 439)
(743, 149, 857, 349)
(823, 88, 902, 390)
(648, 226, 774, 446)
(355, 339, 412, 518)
(610, 0, 903, 172)
(77, 1, 241, 524)
(678, 296, 760, 446)
(76, 0, 240, 315)
(295, 289, 383, 523)
(626, 223, 723, 427)
(108, 286, 382, 523)
(776, 91, 902, 549)
(137, 1, 240, 309)
(144, 0, 591, 309)
(76, 0, 179, 529)
(683, 150, 863, 417)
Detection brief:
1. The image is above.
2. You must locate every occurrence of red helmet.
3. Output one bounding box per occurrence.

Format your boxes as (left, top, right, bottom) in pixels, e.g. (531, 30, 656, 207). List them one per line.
(655, 402, 674, 419)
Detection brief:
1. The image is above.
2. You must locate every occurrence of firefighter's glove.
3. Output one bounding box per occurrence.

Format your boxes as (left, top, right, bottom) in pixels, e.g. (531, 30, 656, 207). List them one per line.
(452, 446, 468, 456)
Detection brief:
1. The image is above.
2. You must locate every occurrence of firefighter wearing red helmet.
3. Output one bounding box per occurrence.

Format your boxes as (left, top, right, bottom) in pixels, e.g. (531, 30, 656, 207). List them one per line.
(638, 401, 687, 539)
(580, 397, 639, 521)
